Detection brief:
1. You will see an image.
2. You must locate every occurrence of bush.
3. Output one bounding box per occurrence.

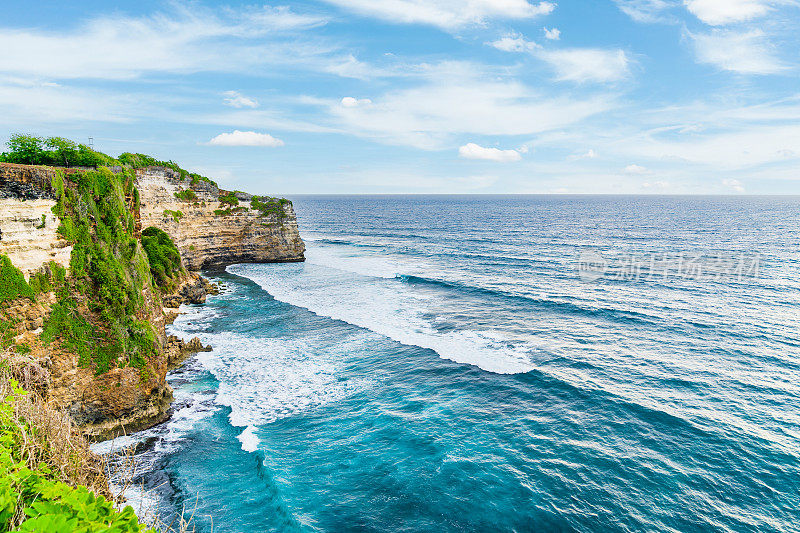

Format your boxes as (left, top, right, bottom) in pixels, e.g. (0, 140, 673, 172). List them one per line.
(141, 227, 183, 292)
(162, 210, 183, 222)
(0, 256, 34, 303)
(173, 189, 197, 202)
(117, 153, 218, 188)
(251, 196, 289, 221)
(218, 191, 239, 207)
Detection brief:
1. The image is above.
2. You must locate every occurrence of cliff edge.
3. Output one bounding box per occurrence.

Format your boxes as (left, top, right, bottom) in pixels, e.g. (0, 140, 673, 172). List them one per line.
(136, 167, 305, 270)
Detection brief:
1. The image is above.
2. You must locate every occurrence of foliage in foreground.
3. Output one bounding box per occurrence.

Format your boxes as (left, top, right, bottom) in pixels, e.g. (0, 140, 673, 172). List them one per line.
(0, 376, 154, 532)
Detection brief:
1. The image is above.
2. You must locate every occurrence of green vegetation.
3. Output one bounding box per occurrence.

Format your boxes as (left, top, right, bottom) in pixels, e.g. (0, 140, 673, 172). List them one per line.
(0, 378, 155, 532)
(162, 210, 183, 223)
(0, 135, 219, 193)
(34, 215, 46, 230)
(0, 134, 117, 168)
(141, 227, 183, 292)
(27, 264, 60, 296)
(218, 191, 239, 207)
(173, 189, 197, 202)
(117, 153, 217, 188)
(43, 168, 159, 373)
(0, 256, 34, 304)
(251, 196, 289, 221)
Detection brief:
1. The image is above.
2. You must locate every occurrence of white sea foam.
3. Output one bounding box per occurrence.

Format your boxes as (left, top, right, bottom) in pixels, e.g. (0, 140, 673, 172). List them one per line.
(304, 245, 409, 279)
(228, 261, 535, 375)
(193, 331, 367, 429)
(237, 425, 259, 453)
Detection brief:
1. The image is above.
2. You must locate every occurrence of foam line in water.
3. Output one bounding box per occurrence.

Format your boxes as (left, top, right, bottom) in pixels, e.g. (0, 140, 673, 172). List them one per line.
(228, 263, 535, 375)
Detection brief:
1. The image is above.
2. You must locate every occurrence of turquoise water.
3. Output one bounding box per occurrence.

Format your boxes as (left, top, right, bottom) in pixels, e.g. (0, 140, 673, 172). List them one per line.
(99, 196, 800, 532)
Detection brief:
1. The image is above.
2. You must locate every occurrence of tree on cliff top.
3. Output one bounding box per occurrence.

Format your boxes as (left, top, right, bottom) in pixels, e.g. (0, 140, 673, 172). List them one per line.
(0, 134, 116, 168)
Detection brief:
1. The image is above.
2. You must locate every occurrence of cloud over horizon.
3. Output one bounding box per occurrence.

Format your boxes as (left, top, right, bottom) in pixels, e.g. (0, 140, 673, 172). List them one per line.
(459, 143, 523, 162)
(206, 130, 285, 147)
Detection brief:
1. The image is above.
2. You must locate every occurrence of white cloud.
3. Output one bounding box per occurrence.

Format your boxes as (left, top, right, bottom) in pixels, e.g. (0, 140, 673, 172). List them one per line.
(538, 48, 632, 82)
(614, 0, 677, 22)
(624, 164, 649, 174)
(544, 27, 561, 40)
(691, 29, 785, 74)
(487, 33, 631, 83)
(223, 91, 259, 108)
(318, 0, 555, 30)
(0, 79, 138, 125)
(341, 97, 373, 108)
(206, 130, 285, 147)
(459, 143, 522, 162)
(722, 178, 745, 192)
(488, 32, 540, 52)
(0, 5, 337, 80)
(328, 62, 613, 149)
(684, 0, 771, 25)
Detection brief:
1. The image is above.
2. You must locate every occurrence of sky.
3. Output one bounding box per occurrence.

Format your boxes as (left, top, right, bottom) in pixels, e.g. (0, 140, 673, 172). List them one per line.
(1, 0, 799, 195)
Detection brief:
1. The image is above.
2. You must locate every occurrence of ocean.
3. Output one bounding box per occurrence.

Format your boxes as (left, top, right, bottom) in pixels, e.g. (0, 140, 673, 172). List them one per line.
(94, 195, 800, 532)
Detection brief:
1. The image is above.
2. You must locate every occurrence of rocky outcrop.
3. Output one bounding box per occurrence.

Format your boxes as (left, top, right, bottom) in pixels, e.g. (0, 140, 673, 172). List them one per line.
(161, 273, 218, 308)
(135, 167, 305, 270)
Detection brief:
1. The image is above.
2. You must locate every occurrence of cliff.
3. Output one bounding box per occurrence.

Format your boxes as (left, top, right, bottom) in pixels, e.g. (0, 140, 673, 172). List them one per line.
(0, 161, 302, 441)
(135, 167, 305, 270)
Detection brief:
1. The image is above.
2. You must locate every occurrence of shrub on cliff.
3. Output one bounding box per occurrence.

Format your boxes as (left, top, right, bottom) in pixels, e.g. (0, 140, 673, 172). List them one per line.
(218, 191, 239, 207)
(173, 189, 197, 202)
(251, 196, 289, 221)
(43, 168, 160, 373)
(0, 256, 34, 303)
(141, 227, 184, 292)
(117, 152, 218, 188)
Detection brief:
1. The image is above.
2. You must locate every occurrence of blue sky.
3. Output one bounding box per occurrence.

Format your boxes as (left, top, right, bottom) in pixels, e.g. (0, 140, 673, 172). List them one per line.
(1, 0, 799, 194)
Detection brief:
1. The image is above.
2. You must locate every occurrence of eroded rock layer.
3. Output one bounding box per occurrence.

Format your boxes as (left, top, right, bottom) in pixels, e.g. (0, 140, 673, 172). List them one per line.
(135, 167, 305, 270)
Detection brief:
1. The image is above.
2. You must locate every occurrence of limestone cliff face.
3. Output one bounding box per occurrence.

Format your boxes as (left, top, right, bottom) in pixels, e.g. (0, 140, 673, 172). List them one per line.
(0, 164, 72, 277)
(135, 167, 305, 270)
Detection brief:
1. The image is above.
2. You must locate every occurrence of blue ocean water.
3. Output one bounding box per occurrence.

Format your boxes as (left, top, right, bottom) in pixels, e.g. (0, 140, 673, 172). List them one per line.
(97, 195, 800, 532)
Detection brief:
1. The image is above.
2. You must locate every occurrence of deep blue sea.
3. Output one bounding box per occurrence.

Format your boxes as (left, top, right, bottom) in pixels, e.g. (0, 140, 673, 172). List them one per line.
(95, 195, 800, 532)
